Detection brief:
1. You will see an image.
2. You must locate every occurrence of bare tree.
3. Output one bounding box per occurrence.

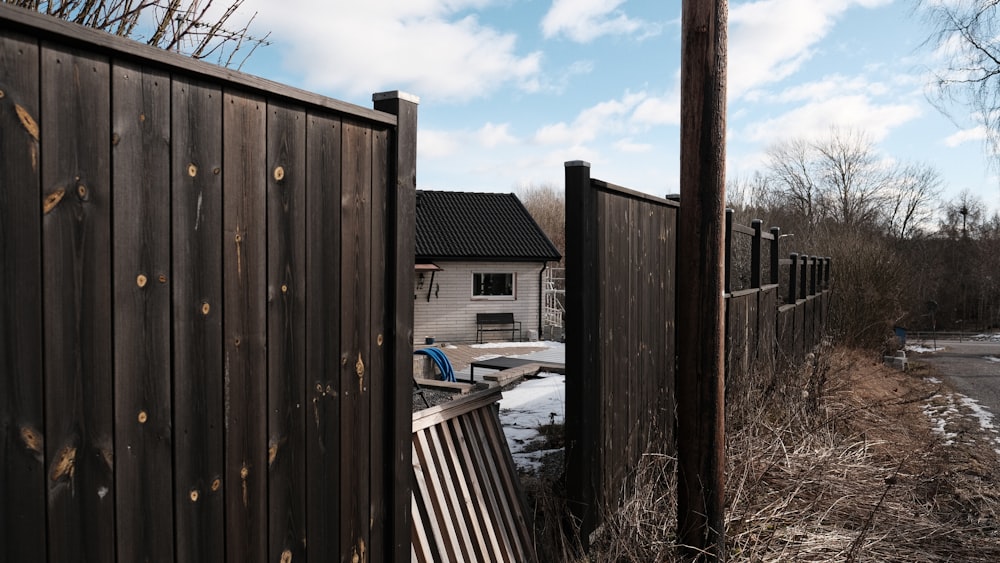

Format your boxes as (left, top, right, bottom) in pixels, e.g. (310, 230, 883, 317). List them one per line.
(919, 0, 1000, 164)
(763, 128, 940, 238)
(3, 0, 268, 68)
(764, 138, 821, 226)
(883, 162, 942, 240)
(516, 183, 565, 262)
(813, 129, 892, 227)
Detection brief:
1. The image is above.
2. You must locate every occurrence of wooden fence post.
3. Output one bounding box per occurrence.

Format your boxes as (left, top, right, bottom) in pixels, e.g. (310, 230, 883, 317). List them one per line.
(563, 160, 602, 546)
(724, 208, 733, 293)
(751, 219, 762, 289)
(373, 90, 418, 563)
(810, 256, 817, 296)
(788, 253, 799, 304)
(799, 255, 808, 300)
(677, 0, 728, 558)
(770, 227, 780, 286)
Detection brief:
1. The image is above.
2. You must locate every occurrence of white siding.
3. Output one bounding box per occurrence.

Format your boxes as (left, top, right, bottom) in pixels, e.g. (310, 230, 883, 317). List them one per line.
(414, 261, 546, 343)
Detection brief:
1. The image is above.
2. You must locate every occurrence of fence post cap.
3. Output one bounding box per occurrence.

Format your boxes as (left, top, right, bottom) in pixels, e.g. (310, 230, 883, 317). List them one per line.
(565, 160, 591, 168)
(372, 90, 420, 104)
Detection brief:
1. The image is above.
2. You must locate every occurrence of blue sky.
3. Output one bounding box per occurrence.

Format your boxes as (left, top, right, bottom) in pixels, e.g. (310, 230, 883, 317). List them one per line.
(238, 0, 999, 213)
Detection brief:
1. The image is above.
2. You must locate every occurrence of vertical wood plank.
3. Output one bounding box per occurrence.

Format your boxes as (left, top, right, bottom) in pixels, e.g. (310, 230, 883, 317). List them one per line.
(222, 91, 267, 563)
(0, 31, 46, 562)
(340, 120, 373, 560)
(266, 101, 308, 562)
(111, 61, 173, 563)
(305, 113, 342, 563)
(368, 125, 389, 561)
(40, 44, 115, 563)
(661, 204, 677, 450)
(171, 76, 225, 563)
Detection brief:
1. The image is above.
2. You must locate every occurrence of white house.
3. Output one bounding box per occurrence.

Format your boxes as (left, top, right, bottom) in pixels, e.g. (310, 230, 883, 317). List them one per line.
(414, 190, 561, 343)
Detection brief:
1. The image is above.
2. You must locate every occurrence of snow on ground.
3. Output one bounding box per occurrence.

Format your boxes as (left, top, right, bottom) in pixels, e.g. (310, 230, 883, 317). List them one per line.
(498, 372, 565, 472)
(469, 341, 551, 349)
(907, 344, 944, 353)
(923, 390, 1000, 455)
(984, 356, 1000, 363)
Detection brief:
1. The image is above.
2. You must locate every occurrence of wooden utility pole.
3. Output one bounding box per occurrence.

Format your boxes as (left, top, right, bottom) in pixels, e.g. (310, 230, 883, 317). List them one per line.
(676, 0, 728, 560)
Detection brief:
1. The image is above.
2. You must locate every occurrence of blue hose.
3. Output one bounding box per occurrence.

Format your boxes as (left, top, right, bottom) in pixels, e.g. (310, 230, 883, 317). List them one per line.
(413, 348, 457, 382)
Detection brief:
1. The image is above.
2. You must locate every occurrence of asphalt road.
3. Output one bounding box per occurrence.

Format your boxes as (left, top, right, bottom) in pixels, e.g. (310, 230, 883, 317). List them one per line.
(918, 339, 1000, 415)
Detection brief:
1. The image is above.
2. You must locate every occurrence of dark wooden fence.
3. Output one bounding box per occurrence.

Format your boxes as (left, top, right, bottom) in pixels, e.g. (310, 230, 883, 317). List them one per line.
(0, 6, 415, 563)
(564, 163, 677, 539)
(564, 162, 831, 542)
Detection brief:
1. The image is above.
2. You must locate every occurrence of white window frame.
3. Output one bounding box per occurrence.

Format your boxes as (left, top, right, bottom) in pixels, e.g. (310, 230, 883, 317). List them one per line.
(471, 272, 516, 301)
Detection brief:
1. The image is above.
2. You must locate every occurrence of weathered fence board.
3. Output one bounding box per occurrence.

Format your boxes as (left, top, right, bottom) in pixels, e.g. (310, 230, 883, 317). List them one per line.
(0, 29, 46, 563)
(0, 6, 416, 561)
(222, 91, 268, 563)
(266, 101, 308, 562)
(340, 119, 374, 559)
(41, 43, 116, 563)
(111, 60, 174, 563)
(304, 113, 343, 563)
(171, 75, 226, 563)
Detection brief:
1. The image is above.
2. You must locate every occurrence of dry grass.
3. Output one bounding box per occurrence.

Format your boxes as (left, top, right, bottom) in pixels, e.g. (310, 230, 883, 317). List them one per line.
(528, 345, 1000, 561)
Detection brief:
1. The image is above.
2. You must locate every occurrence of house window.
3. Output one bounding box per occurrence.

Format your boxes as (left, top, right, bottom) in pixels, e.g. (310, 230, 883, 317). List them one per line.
(472, 273, 515, 300)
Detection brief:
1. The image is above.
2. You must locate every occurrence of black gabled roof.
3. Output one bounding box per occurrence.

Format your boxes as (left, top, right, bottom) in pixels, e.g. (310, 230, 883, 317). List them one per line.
(415, 190, 561, 262)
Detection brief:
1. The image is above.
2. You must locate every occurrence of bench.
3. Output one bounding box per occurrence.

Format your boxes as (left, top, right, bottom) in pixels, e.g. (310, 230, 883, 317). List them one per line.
(476, 312, 522, 343)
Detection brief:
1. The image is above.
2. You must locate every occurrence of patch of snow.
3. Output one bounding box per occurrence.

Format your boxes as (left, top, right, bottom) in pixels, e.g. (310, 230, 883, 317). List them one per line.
(470, 341, 552, 349)
(959, 396, 997, 431)
(498, 373, 565, 472)
(924, 377, 942, 384)
(984, 356, 1000, 363)
(906, 344, 943, 353)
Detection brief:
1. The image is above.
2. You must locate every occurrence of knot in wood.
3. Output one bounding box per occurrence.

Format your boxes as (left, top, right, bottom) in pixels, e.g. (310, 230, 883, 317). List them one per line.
(273, 166, 285, 181)
(137, 410, 148, 424)
(211, 478, 221, 491)
(190, 489, 199, 502)
(136, 274, 148, 288)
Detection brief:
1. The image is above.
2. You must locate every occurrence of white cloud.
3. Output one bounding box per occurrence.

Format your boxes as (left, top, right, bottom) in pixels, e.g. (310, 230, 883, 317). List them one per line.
(742, 94, 921, 144)
(419, 121, 519, 159)
(242, 0, 541, 102)
(532, 91, 648, 145)
(615, 138, 653, 153)
(729, 0, 892, 98)
(476, 122, 518, 147)
(944, 125, 988, 147)
(541, 0, 660, 42)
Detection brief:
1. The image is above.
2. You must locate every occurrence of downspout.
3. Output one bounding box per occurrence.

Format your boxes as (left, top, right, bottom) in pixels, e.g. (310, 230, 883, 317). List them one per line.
(538, 261, 547, 340)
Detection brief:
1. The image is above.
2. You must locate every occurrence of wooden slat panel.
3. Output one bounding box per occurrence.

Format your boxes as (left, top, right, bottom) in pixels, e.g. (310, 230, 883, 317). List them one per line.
(222, 91, 267, 563)
(172, 76, 225, 563)
(265, 101, 308, 563)
(449, 417, 504, 561)
(304, 113, 342, 563)
(460, 413, 516, 561)
(0, 30, 46, 562)
(339, 120, 373, 560)
(475, 406, 533, 559)
(410, 390, 540, 562)
(40, 43, 115, 563)
(111, 60, 173, 563)
(414, 429, 463, 561)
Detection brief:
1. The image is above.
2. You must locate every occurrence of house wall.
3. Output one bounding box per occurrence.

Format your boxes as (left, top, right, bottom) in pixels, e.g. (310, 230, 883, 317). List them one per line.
(414, 261, 546, 343)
